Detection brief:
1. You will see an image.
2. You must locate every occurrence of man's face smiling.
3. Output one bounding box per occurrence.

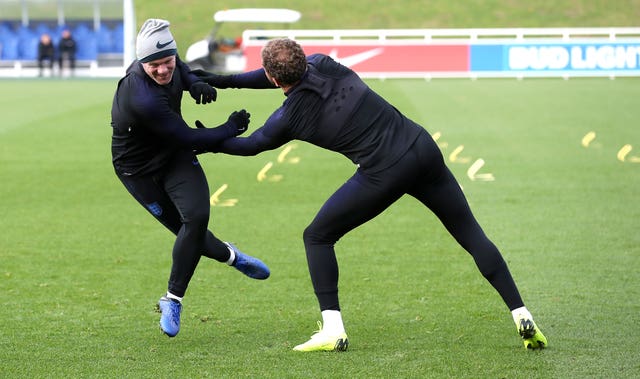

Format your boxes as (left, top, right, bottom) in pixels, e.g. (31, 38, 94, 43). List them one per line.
(142, 54, 176, 85)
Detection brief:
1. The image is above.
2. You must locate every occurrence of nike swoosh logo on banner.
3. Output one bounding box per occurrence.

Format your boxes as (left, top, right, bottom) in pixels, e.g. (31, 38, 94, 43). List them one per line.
(328, 48, 384, 67)
(156, 40, 174, 49)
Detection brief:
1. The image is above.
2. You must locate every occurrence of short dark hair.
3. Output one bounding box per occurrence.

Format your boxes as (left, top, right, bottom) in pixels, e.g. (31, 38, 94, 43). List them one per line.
(261, 38, 307, 86)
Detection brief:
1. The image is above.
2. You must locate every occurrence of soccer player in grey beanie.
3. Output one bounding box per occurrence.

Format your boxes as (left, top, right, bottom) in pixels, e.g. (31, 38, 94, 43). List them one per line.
(193, 38, 547, 351)
(110, 19, 270, 338)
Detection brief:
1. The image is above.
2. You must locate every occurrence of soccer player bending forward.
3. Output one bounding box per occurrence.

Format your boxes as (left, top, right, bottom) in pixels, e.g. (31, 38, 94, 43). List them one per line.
(193, 38, 547, 352)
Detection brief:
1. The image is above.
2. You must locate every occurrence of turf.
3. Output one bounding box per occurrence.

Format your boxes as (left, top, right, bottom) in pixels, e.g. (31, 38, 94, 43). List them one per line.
(1, 77, 639, 378)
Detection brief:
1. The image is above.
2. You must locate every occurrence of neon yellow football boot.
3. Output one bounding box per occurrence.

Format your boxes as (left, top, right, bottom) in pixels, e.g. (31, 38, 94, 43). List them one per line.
(517, 316, 548, 349)
(293, 322, 349, 352)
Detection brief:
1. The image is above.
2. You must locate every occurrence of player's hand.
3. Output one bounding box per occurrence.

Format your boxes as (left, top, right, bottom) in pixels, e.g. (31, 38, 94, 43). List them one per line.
(189, 81, 217, 104)
(192, 120, 207, 154)
(226, 109, 251, 135)
(190, 69, 222, 86)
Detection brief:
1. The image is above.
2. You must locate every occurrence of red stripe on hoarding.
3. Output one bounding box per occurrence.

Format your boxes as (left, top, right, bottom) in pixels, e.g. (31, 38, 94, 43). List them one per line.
(243, 44, 469, 72)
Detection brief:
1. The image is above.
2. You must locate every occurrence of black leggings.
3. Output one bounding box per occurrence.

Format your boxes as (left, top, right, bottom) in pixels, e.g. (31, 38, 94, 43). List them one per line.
(117, 153, 229, 297)
(303, 130, 524, 312)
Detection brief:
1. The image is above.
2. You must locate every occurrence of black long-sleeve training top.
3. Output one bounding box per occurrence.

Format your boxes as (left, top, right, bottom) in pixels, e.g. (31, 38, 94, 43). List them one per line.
(110, 58, 235, 176)
(212, 54, 424, 173)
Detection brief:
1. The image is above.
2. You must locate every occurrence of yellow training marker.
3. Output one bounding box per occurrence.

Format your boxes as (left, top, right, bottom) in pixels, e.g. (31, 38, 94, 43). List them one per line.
(581, 131, 596, 147)
(218, 199, 238, 207)
(617, 144, 632, 162)
(449, 145, 471, 163)
(617, 144, 640, 163)
(277, 144, 301, 164)
(467, 159, 495, 181)
(431, 131, 448, 149)
(210, 184, 238, 207)
(257, 162, 284, 182)
(257, 162, 274, 182)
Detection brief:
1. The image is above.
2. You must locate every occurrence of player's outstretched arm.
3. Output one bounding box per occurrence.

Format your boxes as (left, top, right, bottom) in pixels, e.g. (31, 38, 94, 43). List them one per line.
(191, 68, 276, 89)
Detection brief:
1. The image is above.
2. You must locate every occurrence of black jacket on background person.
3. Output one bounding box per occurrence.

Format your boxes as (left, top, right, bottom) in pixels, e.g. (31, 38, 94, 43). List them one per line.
(37, 35, 55, 71)
(58, 32, 77, 69)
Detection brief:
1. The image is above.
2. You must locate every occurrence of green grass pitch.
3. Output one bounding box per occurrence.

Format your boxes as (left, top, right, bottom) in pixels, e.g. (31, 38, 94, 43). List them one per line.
(1, 77, 639, 378)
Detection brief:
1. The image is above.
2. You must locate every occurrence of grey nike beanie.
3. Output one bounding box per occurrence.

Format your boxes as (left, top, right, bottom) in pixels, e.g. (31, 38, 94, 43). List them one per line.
(136, 19, 177, 63)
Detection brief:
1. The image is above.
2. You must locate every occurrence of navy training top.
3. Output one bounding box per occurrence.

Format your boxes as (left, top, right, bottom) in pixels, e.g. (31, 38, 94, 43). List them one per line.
(110, 57, 235, 176)
(213, 54, 424, 173)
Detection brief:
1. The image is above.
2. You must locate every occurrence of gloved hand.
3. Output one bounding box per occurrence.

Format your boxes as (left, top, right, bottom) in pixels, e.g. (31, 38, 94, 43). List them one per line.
(192, 120, 207, 155)
(189, 81, 217, 104)
(226, 109, 251, 135)
(190, 69, 223, 86)
(193, 109, 250, 139)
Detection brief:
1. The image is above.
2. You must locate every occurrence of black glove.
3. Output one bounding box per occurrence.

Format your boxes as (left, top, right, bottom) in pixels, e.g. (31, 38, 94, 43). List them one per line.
(226, 109, 251, 135)
(189, 81, 217, 104)
(193, 109, 250, 140)
(192, 120, 207, 155)
(190, 69, 223, 86)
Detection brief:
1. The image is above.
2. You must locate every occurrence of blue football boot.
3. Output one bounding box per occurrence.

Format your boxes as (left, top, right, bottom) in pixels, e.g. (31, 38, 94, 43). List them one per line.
(157, 296, 182, 337)
(225, 242, 270, 280)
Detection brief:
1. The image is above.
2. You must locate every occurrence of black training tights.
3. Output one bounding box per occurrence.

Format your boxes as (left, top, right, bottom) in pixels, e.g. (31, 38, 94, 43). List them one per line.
(303, 130, 524, 312)
(117, 153, 230, 297)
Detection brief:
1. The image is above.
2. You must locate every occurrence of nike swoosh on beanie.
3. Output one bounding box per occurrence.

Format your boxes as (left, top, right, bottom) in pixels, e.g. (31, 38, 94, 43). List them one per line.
(156, 40, 174, 49)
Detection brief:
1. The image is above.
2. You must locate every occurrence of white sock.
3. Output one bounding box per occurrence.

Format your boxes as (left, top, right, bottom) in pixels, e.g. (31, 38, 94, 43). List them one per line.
(321, 310, 345, 335)
(225, 242, 236, 265)
(166, 291, 183, 303)
(511, 306, 533, 324)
